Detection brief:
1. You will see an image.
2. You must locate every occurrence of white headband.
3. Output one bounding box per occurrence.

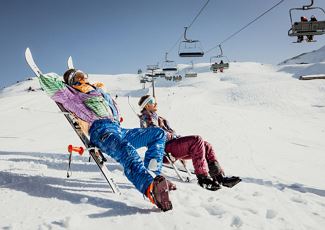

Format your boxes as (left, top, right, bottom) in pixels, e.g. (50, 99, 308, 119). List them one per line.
(139, 96, 155, 110)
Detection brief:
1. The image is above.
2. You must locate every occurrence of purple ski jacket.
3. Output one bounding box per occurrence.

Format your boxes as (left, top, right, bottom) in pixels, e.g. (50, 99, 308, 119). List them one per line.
(38, 73, 120, 128)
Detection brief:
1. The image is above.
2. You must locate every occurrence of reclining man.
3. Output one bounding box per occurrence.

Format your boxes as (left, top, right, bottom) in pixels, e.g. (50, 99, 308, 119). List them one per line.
(37, 69, 174, 211)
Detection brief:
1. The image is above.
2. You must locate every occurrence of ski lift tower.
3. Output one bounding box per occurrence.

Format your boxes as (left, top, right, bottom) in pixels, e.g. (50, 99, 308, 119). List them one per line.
(146, 64, 159, 97)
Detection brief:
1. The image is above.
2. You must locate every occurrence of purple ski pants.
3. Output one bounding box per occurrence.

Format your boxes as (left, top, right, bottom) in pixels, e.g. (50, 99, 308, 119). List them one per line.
(165, 135, 221, 176)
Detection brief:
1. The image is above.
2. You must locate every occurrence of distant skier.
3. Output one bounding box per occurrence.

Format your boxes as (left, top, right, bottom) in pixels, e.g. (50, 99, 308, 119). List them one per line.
(138, 95, 241, 191)
(38, 69, 174, 211)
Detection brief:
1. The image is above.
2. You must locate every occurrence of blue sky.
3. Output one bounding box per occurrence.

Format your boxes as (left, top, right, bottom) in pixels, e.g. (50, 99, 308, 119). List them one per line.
(1, 0, 324, 88)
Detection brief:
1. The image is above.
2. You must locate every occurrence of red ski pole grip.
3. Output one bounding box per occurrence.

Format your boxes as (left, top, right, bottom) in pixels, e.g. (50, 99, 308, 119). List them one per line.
(68, 145, 84, 155)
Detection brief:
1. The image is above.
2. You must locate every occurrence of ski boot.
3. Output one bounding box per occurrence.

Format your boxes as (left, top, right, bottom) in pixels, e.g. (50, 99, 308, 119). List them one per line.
(197, 175, 221, 191)
(216, 174, 241, 188)
(146, 175, 173, 212)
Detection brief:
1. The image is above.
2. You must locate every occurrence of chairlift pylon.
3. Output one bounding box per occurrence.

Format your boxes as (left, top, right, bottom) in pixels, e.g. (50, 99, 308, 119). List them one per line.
(178, 27, 204, 57)
(288, 0, 325, 41)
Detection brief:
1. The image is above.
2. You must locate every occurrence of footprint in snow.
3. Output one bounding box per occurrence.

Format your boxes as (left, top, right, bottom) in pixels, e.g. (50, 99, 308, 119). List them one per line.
(265, 209, 277, 219)
(252, 191, 262, 197)
(231, 216, 243, 228)
(204, 205, 226, 217)
(291, 196, 307, 205)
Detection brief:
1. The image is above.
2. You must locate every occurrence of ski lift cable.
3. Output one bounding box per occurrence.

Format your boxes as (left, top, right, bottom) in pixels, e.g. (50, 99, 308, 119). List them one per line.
(206, 0, 287, 55)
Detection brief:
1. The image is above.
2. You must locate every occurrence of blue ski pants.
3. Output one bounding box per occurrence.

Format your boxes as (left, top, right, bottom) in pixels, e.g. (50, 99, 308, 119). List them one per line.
(89, 119, 166, 194)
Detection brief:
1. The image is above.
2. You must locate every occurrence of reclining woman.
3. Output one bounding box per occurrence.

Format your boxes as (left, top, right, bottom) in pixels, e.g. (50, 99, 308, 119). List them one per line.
(37, 69, 174, 211)
(138, 95, 241, 191)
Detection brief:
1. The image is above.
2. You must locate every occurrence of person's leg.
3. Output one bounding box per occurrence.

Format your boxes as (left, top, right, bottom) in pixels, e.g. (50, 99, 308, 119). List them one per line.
(166, 136, 219, 190)
(165, 135, 209, 176)
(90, 123, 153, 194)
(166, 135, 220, 191)
(200, 141, 241, 187)
(204, 141, 224, 177)
(122, 127, 166, 175)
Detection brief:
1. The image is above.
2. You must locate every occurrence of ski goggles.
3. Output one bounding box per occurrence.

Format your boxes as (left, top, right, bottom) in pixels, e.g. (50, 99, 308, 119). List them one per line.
(139, 96, 156, 110)
(147, 98, 156, 105)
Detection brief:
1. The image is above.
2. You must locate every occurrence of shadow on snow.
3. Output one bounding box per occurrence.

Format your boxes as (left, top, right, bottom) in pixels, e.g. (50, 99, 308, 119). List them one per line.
(242, 177, 325, 197)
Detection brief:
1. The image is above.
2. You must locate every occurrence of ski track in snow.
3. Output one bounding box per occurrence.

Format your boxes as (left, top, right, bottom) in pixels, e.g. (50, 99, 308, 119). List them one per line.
(1, 56, 325, 229)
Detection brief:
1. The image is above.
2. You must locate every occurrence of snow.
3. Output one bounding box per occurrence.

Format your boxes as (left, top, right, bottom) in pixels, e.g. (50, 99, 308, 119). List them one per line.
(279, 45, 325, 65)
(1, 47, 325, 229)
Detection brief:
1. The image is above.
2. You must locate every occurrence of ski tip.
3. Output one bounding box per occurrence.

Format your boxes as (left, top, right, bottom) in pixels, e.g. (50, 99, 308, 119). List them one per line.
(25, 47, 31, 56)
(67, 56, 74, 69)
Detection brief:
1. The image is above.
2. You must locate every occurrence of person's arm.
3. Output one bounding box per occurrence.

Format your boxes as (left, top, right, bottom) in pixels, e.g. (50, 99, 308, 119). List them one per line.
(38, 73, 67, 99)
(158, 116, 178, 140)
(140, 112, 158, 128)
(93, 82, 106, 91)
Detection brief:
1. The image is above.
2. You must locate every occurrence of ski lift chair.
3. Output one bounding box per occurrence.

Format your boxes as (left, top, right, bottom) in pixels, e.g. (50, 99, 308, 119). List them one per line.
(140, 76, 150, 83)
(154, 72, 166, 77)
(209, 45, 230, 73)
(162, 62, 178, 72)
(162, 52, 178, 72)
(163, 67, 178, 72)
(179, 41, 205, 57)
(288, 0, 325, 40)
(210, 56, 230, 73)
(185, 72, 198, 78)
(178, 27, 204, 57)
(289, 21, 325, 37)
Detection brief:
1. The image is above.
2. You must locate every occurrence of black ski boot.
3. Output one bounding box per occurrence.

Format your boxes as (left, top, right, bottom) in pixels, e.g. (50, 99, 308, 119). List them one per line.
(208, 161, 223, 179)
(197, 175, 221, 191)
(216, 174, 241, 188)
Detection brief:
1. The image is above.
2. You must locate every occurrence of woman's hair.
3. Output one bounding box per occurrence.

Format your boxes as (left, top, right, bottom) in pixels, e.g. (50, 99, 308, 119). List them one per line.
(63, 69, 77, 85)
(138, 95, 151, 106)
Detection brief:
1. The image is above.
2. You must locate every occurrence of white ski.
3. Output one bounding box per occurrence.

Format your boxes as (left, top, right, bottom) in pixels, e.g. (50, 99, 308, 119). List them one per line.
(67, 56, 74, 69)
(25, 48, 42, 77)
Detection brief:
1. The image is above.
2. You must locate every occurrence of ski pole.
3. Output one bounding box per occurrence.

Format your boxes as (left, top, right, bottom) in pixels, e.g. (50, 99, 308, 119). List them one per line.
(66, 145, 84, 178)
(127, 96, 140, 117)
(68, 145, 84, 155)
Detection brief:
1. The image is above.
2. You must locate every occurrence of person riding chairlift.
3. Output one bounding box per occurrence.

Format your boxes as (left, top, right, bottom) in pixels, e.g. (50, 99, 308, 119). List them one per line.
(219, 60, 224, 73)
(297, 16, 308, 43)
(307, 15, 318, 42)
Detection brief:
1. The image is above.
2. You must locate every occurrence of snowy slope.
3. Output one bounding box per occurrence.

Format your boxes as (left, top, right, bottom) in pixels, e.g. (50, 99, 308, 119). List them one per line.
(1, 61, 325, 230)
(277, 45, 325, 78)
(279, 45, 325, 65)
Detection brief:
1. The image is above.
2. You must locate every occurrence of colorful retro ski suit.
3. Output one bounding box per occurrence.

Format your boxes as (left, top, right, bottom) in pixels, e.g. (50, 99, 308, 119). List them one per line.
(38, 73, 166, 194)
